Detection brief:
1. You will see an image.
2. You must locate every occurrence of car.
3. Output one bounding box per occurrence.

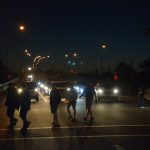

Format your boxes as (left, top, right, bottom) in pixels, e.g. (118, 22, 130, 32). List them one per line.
(95, 82, 120, 101)
(47, 81, 72, 98)
(16, 81, 39, 101)
(73, 81, 86, 94)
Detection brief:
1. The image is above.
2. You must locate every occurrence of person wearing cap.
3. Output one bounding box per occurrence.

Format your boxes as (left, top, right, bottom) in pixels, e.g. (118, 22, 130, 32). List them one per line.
(49, 84, 61, 126)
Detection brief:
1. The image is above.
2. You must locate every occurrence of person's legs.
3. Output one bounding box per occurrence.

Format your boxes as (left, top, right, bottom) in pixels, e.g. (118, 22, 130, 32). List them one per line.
(54, 111, 59, 126)
(20, 108, 27, 121)
(89, 106, 94, 121)
(71, 102, 76, 122)
(83, 102, 94, 121)
(7, 107, 16, 128)
(51, 113, 55, 125)
(54, 111, 58, 122)
(20, 108, 30, 130)
(83, 101, 89, 121)
(67, 102, 72, 120)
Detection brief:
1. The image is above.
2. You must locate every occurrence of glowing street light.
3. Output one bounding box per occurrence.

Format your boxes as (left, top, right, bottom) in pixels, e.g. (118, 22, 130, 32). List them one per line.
(101, 44, 107, 49)
(73, 53, 77, 57)
(24, 49, 32, 57)
(19, 25, 25, 31)
(65, 54, 68, 58)
(32, 55, 49, 69)
(27, 67, 32, 71)
(25, 49, 28, 53)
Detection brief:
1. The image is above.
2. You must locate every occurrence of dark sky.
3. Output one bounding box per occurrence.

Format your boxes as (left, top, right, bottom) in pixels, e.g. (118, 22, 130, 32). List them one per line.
(0, 0, 150, 72)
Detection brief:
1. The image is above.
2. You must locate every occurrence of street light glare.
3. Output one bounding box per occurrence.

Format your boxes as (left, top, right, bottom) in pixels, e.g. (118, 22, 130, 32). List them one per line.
(19, 25, 25, 31)
(28, 67, 32, 71)
(102, 44, 106, 49)
(25, 49, 28, 53)
(65, 54, 68, 57)
(73, 53, 77, 57)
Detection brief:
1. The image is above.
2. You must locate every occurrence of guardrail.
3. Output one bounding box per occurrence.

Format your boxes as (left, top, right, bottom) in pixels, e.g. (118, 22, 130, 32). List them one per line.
(0, 78, 19, 92)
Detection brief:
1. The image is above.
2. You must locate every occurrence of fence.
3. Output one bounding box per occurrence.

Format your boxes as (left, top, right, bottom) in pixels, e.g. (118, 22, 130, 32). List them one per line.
(0, 78, 19, 93)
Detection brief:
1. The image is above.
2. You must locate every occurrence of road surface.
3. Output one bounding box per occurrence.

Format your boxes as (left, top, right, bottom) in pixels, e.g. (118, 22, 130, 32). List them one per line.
(0, 93, 150, 150)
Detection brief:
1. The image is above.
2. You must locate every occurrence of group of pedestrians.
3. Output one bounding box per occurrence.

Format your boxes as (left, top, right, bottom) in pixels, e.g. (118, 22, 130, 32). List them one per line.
(5, 82, 97, 130)
(49, 82, 97, 126)
(5, 83, 31, 133)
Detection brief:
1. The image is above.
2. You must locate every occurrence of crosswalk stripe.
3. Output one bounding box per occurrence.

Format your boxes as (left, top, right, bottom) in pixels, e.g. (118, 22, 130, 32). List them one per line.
(0, 134, 150, 141)
(1, 124, 150, 131)
(39, 92, 48, 102)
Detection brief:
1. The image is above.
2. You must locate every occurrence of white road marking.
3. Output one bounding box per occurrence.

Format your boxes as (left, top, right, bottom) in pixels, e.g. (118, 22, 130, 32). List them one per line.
(0, 134, 150, 141)
(1, 124, 150, 131)
(39, 92, 48, 102)
(112, 144, 125, 150)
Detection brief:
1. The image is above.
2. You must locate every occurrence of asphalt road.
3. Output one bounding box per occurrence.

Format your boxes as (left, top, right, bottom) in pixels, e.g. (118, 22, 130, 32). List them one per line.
(1, 93, 150, 150)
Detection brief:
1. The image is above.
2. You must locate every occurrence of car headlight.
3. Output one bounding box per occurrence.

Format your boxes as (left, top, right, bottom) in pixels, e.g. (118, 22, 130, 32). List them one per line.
(74, 86, 83, 93)
(113, 89, 119, 94)
(80, 88, 84, 93)
(44, 86, 48, 90)
(38, 82, 41, 85)
(40, 84, 44, 88)
(18, 88, 23, 94)
(98, 89, 103, 94)
(67, 88, 71, 91)
(34, 88, 38, 92)
(74, 86, 79, 91)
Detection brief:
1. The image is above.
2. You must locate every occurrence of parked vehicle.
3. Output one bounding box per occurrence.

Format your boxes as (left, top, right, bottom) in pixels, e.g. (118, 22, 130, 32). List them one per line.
(16, 81, 39, 101)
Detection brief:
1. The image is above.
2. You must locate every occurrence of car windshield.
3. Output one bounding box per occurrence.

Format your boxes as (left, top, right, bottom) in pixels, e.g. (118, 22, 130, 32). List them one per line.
(19, 82, 37, 90)
(100, 83, 115, 88)
(52, 82, 69, 87)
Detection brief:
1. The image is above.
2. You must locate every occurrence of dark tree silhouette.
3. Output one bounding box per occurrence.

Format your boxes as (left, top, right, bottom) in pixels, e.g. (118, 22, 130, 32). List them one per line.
(114, 62, 136, 82)
(139, 57, 150, 71)
(144, 27, 150, 35)
(0, 59, 9, 83)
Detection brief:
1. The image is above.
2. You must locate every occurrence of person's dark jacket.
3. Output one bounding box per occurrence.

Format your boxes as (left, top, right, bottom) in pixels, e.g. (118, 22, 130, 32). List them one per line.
(5, 86, 18, 108)
(20, 90, 31, 110)
(50, 88, 61, 106)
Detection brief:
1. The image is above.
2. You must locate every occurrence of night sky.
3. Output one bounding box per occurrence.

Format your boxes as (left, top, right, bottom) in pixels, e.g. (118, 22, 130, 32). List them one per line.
(0, 0, 150, 72)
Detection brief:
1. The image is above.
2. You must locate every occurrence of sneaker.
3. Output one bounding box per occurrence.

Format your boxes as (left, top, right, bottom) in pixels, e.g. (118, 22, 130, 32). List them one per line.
(90, 117, 94, 121)
(71, 118, 77, 122)
(55, 123, 60, 127)
(51, 122, 56, 126)
(23, 121, 30, 129)
(68, 115, 72, 120)
(20, 128, 27, 134)
(51, 122, 60, 127)
(83, 117, 87, 121)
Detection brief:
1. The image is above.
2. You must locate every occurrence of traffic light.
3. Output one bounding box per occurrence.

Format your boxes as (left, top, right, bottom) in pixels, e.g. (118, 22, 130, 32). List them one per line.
(114, 73, 119, 80)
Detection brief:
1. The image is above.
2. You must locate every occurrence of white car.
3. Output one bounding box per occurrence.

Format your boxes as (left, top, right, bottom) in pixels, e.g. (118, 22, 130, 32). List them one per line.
(95, 83, 120, 101)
